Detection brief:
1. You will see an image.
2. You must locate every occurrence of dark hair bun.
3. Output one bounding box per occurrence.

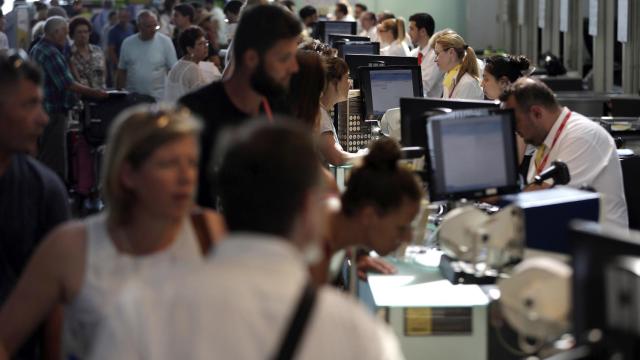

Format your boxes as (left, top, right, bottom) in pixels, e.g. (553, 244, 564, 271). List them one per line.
(514, 55, 530, 72)
(364, 138, 401, 172)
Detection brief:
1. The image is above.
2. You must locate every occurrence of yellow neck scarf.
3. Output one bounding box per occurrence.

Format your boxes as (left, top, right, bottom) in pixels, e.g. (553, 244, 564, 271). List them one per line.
(443, 64, 461, 89)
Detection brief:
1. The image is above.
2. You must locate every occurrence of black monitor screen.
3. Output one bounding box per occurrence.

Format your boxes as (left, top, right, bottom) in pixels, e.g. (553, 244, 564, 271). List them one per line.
(337, 41, 380, 58)
(425, 109, 519, 201)
(359, 66, 422, 119)
(345, 54, 418, 88)
(328, 34, 369, 47)
(569, 221, 640, 357)
(400, 97, 500, 147)
(318, 21, 357, 44)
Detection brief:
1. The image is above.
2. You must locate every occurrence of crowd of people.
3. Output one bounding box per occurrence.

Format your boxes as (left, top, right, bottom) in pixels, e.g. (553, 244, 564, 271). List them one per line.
(0, 0, 630, 359)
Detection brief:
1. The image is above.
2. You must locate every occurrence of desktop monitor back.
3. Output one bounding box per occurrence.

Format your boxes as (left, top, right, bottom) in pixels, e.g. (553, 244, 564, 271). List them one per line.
(400, 97, 500, 148)
(316, 21, 357, 44)
(336, 41, 380, 58)
(359, 66, 423, 120)
(345, 54, 418, 88)
(569, 220, 640, 358)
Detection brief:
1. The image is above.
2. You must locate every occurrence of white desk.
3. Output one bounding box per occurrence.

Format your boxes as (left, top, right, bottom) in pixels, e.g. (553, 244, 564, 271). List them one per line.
(364, 250, 490, 360)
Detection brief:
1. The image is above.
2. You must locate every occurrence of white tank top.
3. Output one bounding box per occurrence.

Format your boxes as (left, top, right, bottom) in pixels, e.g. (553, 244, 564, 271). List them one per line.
(62, 212, 204, 359)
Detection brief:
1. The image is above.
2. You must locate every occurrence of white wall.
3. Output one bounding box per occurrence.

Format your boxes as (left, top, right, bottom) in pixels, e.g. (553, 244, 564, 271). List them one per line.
(465, 0, 500, 50)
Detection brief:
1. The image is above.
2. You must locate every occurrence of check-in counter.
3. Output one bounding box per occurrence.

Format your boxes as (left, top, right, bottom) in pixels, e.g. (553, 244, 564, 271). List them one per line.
(360, 251, 491, 360)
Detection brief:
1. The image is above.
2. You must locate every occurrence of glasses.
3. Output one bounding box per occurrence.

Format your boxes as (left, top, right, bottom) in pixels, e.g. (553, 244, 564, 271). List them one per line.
(196, 40, 209, 47)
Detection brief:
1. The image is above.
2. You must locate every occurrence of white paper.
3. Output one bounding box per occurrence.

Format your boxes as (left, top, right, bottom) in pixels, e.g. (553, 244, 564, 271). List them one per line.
(538, 0, 546, 29)
(560, 0, 569, 32)
(589, 0, 599, 36)
(617, 0, 629, 42)
(517, 0, 525, 26)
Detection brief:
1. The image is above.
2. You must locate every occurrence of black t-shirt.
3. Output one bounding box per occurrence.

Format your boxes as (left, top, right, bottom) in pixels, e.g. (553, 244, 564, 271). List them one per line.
(179, 81, 251, 208)
(0, 154, 70, 359)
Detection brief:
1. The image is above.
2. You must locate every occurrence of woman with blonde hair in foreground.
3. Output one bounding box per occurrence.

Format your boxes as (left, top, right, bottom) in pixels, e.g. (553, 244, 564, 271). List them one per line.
(0, 105, 225, 360)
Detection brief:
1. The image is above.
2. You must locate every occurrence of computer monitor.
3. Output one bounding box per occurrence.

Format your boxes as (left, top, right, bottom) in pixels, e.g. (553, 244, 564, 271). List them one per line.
(336, 41, 380, 58)
(425, 109, 520, 201)
(569, 220, 640, 358)
(316, 21, 357, 44)
(328, 34, 369, 47)
(400, 97, 500, 148)
(345, 54, 418, 88)
(359, 66, 423, 120)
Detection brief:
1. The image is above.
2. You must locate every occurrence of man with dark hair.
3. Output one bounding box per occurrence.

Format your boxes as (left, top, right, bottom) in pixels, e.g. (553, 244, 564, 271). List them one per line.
(408, 12, 442, 98)
(354, 3, 366, 19)
(171, 3, 195, 57)
(334, 2, 353, 21)
(299, 4, 318, 30)
(501, 77, 628, 227)
(30, 16, 107, 181)
(0, 52, 70, 360)
(91, 120, 405, 360)
(179, 4, 300, 209)
(223, 0, 242, 42)
(358, 11, 377, 42)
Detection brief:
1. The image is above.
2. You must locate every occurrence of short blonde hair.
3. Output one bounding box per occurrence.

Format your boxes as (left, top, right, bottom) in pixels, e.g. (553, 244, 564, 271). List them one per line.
(101, 105, 202, 225)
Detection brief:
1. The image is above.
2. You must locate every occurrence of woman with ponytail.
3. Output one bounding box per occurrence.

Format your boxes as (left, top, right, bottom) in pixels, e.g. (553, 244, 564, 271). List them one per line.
(482, 54, 532, 100)
(377, 18, 410, 57)
(433, 30, 483, 100)
(310, 137, 423, 284)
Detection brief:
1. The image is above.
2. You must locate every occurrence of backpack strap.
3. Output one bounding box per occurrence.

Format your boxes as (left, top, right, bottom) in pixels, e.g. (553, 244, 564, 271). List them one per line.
(272, 281, 317, 360)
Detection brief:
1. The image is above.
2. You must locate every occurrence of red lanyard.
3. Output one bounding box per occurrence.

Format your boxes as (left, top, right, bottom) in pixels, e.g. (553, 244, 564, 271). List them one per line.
(261, 98, 273, 123)
(535, 111, 572, 175)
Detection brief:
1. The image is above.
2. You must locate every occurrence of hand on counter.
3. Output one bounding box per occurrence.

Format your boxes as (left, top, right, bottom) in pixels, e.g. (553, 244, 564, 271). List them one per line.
(356, 255, 397, 281)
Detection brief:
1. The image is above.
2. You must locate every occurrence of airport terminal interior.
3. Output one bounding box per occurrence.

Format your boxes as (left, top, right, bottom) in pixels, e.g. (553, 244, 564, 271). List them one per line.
(0, 0, 639, 359)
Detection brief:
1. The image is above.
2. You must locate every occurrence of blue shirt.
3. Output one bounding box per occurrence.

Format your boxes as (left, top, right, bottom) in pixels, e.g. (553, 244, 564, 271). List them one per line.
(108, 23, 134, 58)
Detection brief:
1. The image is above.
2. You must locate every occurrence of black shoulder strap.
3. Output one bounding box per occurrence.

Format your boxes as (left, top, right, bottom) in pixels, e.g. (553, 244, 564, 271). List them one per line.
(272, 281, 317, 360)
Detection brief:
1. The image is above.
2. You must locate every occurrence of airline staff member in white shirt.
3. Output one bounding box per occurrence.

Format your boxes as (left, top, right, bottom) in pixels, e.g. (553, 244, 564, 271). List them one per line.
(432, 29, 483, 100)
(358, 11, 378, 42)
(501, 78, 628, 228)
(90, 121, 405, 360)
(334, 3, 355, 22)
(377, 18, 409, 57)
(408, 12, 443, 98)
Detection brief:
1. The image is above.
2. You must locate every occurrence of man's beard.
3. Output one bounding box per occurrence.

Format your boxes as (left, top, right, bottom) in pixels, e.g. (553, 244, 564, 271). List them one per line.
(250, 61, 288, 99)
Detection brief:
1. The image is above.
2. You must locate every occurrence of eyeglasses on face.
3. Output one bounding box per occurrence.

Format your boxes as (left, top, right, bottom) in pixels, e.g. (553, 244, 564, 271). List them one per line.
(434, 47, 452, 59)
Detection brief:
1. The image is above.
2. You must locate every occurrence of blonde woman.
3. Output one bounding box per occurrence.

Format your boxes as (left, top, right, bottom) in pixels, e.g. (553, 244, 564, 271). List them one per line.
(432, 30, 483, 100)
(0, 106, 225, 360)
(377, 18, 410, 57)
